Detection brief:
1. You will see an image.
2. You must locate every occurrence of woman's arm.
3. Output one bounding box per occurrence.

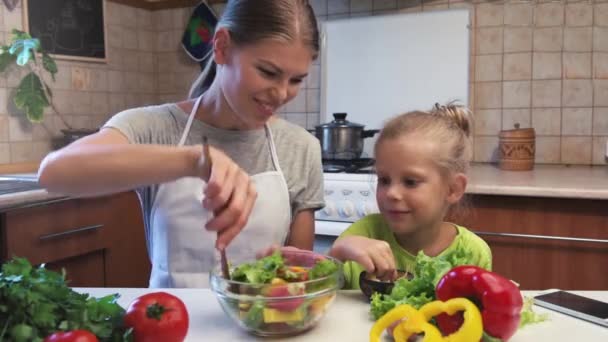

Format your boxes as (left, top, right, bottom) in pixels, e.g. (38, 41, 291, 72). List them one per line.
(38, 128, 201, 197)
(286, 209, 315, 250)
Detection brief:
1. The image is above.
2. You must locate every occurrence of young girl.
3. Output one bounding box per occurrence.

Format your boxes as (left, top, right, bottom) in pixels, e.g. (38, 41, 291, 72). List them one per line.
(328, 103, 491, 289)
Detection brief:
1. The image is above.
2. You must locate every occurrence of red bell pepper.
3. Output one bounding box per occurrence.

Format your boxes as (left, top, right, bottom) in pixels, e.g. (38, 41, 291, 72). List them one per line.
(435, 265, 523, 341)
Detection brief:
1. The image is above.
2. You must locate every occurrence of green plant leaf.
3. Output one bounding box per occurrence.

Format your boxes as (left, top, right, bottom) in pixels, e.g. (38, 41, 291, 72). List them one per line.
(0, 46, 16, 72)
(11, 29, 33, 42)
(41, 52, 57, 81)
(14, 72, 48, 122)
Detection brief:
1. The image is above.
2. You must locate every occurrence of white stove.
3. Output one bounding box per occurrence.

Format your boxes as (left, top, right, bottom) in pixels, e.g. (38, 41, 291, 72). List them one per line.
(314, 172, 379, 237)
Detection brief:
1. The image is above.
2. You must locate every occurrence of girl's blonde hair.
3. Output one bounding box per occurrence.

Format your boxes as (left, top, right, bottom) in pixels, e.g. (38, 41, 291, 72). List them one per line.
(375, 102, 474, 175)
(188, 0, 319, 99)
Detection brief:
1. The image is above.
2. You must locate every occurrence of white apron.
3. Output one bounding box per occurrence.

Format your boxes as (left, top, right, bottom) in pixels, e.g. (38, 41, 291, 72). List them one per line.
(148, 95, 292, 288)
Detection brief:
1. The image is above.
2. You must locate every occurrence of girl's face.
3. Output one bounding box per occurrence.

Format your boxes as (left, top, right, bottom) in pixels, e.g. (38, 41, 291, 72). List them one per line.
(375, 134, 458, 236)
(215, 32, 314, 129)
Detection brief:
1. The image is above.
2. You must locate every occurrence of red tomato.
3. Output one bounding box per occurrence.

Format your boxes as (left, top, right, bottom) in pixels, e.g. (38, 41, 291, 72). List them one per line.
(124, 292, 189, 342)
(44, 330, 98, 342)
(266, 284, 305, 312)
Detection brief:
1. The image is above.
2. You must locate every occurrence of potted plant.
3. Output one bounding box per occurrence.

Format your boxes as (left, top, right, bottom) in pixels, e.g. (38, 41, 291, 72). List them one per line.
(0, 29, 97, 145)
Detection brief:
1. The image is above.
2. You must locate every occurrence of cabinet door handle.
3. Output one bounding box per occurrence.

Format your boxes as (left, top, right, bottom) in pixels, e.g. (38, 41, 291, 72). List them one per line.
(473, 231, 608, 244)
(39, 224, 104, 241)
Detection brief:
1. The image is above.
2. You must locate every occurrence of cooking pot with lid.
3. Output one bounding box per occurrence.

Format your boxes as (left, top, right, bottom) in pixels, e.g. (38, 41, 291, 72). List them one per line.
(311, 113, 379, 160)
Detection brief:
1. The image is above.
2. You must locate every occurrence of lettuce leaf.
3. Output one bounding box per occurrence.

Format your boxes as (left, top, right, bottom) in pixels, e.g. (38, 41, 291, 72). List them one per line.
(370, 246, 475, 320)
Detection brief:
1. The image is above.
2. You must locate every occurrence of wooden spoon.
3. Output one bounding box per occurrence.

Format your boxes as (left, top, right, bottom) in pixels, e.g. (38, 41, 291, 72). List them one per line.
(202, 136, 230, 281)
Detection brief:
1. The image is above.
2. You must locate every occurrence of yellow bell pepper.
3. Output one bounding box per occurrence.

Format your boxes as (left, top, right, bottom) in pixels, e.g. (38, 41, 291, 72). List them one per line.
(369, 298, 483, 342)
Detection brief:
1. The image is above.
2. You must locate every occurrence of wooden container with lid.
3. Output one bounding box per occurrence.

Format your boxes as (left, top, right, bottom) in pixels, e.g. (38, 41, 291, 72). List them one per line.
(498, 123, 535, 171)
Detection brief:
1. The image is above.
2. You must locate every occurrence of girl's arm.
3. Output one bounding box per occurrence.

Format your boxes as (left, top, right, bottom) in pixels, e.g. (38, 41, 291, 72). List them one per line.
(286, 209, 315, 250)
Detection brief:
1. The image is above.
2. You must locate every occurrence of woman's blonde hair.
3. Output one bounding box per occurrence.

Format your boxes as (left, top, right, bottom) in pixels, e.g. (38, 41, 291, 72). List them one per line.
(188, 0, 319, 99)
(375, 102, 474, 175)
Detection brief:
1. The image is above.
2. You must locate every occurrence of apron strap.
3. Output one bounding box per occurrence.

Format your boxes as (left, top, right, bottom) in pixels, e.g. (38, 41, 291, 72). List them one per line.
(263, 124, 284, 175)
(178, 95, 204, 146)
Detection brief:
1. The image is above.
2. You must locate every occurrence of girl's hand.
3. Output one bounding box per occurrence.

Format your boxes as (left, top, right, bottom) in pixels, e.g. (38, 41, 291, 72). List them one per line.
(192, 144, 257, 250)
(329, 235, 397, 281)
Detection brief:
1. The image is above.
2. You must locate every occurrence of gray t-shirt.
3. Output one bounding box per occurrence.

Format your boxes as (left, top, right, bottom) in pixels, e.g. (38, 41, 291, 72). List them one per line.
(104, 103, 325, 235)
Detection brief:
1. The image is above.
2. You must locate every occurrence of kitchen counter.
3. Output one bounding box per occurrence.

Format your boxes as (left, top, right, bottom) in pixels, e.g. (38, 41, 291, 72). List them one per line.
(467, 163, 608, 200)
(76, 288, 608, 341)
(0, 173, 66, 210)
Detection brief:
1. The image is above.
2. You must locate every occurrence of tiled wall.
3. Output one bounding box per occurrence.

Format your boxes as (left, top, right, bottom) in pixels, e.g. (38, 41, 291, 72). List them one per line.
(2, 0, 607, 166)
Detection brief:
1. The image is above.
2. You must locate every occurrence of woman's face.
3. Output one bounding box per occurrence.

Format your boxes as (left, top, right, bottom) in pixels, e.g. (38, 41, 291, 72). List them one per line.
(216, 35, 314, 129)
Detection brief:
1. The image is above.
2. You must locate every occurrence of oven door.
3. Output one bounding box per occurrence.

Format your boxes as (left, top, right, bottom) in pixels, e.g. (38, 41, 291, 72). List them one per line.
(313, 220, 351, 254)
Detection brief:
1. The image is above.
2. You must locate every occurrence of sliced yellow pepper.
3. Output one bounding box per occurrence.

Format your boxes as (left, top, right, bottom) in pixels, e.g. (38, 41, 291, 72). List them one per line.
(369, 298, 483, 342)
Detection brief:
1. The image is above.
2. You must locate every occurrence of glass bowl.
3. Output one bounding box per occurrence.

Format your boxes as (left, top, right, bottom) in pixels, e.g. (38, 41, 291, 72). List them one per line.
(209, 249, 343, 337)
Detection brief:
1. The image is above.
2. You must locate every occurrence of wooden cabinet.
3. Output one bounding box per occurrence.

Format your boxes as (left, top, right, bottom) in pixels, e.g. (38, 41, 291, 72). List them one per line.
(448, 195, 608, 290)
(0, 191, 151, 287)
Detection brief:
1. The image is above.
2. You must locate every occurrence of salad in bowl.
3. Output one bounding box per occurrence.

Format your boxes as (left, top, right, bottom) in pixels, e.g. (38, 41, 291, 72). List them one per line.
(209, 249, 343, 337)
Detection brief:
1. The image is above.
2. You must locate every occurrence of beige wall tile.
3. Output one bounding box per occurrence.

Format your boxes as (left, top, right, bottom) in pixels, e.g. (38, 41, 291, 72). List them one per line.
(286, 90, 307, 112)
(532, 80, 562, 107)
(475, 82, 502, 109)
(476, 3, 503, 27)
(533, 52, 562, 79)
(307, 113, 321, 130)
(535, 136, 561, 164)
(504, 3, 533, 26)
(107, 26, 123, 49)
(564, 27, 592, 52)
(592, 136, 608, 164)
(0, 88, 7, 115)
(594, 53, 608, 79)
(594, 27, 608, 52)
(532, 108, 561, 135)
(9, 142, 34, 163)
(374, 0, 397, 11)
(593, 107, 608, 135)
(307, 89, 320, 112)
(0, 116, 8, 142)
(503, 108, 531, 130)
(8, 116, 32, 142)
(351, 0, 373, 12)
(284, 113, 307, 128)
(3, 6, 22, 30)
(106, 2, 123, 26)
(476, 55, 502, 81)
(563, 79, 593, 107)
(561, 136, 592, 164)
(474, 109, 502, 135)
(311, 0, 328, 15)
(71, 92, 92, 116)
(534, 28, 563, 52)
(0, 142, 9, 164)
(595, 3, 608, 27)
(565, 3, 593, 27)
(398, 0, 422, 12)
(119, 5, 138, 29)
(563, 52, 591, 79)
(473, 136, 499, 162)
(476, 27, 503, 54)
(594, 80, 608, 106)
(108, 71, 125, 92)
(139, 52, 156, 73)
(535, 3, 564, 27)
(503, 53, 532, 81)
(123, 30, 138, 50)
(307, 65, 321, 89)
(138, 31, 156, 53)
(562, 108, 592, 135)
(503, 81, 531, 108)
(422, 3, 448, 11)
(137, 8, 154, 30)
(504, 27, 533, 53)
(109, 93, 127, 115)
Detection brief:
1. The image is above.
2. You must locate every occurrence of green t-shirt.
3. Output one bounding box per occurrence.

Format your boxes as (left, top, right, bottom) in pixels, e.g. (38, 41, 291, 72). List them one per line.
(339, 214, 492, 289)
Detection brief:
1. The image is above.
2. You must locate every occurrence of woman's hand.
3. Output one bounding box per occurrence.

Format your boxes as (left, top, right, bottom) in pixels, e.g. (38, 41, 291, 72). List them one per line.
(329, 236, 397, 281)
(192, 145, 257, 250)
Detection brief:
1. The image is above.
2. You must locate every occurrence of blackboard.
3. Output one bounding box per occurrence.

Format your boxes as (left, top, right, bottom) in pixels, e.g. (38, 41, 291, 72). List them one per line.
(24, 0, 106, 62)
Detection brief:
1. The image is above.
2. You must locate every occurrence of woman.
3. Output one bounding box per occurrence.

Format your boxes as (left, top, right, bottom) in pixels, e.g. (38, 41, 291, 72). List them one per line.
(38, 0, 324, 288)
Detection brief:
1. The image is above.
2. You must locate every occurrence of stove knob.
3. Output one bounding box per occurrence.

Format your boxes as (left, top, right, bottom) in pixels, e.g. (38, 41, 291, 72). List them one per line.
(322, 201, 336, 217)
(357, 202, 378, 218)
(338, 201, 355, 218)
